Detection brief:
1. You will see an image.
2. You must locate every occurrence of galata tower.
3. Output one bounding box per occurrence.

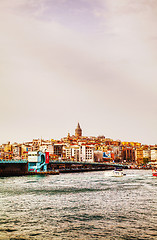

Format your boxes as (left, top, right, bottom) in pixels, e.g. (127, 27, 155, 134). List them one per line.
(75, 123, 82, 137)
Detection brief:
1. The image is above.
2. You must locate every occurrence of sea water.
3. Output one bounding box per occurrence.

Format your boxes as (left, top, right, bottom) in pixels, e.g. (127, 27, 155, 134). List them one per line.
(0, 170, 157, 239)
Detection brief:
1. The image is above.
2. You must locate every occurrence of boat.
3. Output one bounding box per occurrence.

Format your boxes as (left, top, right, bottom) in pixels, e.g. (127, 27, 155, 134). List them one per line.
(152, 168, 157, 177)
(150, 160, 157, 177)
(112, 167, 125, 177)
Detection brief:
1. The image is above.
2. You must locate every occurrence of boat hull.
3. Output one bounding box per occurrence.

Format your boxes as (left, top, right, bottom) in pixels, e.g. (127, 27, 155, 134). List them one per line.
(152, 171, 157, 177)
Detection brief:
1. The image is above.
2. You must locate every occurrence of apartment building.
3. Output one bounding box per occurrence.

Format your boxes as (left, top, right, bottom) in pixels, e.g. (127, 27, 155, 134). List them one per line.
(71, 145, 80, 161)
(80, 145, 94, 162)
(151, 147, 157, 164)
(135, 148, 143, 165)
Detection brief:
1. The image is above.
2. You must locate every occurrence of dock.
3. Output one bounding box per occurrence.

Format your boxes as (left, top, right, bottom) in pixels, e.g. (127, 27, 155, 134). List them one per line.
(0, 159, 128, 177)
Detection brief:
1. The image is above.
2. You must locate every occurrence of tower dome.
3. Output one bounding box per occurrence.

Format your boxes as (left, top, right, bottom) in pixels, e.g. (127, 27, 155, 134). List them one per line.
(75, 123, 82, 137)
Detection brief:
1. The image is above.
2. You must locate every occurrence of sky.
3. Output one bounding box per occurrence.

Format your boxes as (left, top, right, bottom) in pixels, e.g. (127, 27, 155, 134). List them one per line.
(0, 0, 157, 145)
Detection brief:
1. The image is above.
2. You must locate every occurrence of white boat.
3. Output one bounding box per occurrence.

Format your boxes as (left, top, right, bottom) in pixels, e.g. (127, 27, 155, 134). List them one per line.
(112, 168, 125, 177)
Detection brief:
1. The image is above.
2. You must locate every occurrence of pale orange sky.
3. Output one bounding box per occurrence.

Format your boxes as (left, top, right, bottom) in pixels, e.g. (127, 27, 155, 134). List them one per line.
(0, 0, 157, 144)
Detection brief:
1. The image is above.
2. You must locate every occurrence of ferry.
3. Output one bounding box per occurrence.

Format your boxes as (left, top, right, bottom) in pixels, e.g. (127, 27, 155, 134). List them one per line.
(112, 167, 125, 177)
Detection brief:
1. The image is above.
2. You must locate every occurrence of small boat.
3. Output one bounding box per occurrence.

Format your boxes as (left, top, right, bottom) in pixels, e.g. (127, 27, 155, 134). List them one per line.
(150, 161, 157, 177)
(152, 168, 157, 177)
(112, 167, 125, 177)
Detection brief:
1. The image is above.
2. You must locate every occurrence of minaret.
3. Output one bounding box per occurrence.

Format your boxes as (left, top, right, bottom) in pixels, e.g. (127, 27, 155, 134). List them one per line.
(75, 122, 82, 137)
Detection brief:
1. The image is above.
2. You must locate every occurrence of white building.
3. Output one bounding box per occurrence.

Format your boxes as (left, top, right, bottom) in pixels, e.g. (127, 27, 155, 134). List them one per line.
(151, 147, 157, 164)
(143, 149, 151, 159)
(71, 145, 80, 161)
(63, 145, 71, 159)
(40, 145, 54, 154)
(63, 144, 94, 162)
(80, 145, 94, 162)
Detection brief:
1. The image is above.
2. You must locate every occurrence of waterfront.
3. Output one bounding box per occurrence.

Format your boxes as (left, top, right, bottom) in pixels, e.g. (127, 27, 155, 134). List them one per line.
(0, 170, 157, 240)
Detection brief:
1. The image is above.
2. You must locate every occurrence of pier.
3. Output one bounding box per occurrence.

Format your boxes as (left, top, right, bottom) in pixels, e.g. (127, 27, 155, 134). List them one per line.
(0, 160, 28, 177)
(0, 159, 127, 176)
(48, 160, 127, 173)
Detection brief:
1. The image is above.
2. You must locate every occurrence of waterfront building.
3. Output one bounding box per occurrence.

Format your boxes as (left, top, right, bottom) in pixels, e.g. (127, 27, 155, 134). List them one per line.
(79, 145, 94, 162)
(21, 144, 29, 160)
(122, 146, 135, 163)
(12, 144, 22, 159)
(112, 146, 121, 162)
(135, 148, 143, 165)
(150, 147, 157, 164)
(71, 145, 80, 162)
(40, 145, 54, 154)
(63, 145, 72, 160)
(143, 149, 151, 164)
(27, 151, 48, 172)
(53, 144, 63, 157)
(4, 142, 12, 153)
(32, 139, 41, 151)
(0, 145, 4, 160)
(94, 150, 103, 162)
(75, 123, 82, 138)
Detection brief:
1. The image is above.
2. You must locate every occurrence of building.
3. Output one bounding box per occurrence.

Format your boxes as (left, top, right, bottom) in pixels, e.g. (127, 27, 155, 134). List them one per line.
(122, 147, 135, 163)
(27, 151, 49, 172)
(143, 149, 151, 164)
(63, 145, 72, 159)
(53, 144, 63, 157)
(75, 123, 82, 138)
(71, 145, 80, 161)
(12, 144, 21, 159)
(151, 147, 157, 164)
(80, 145, 94, 162)
(135, 148, 143, 165)
(94, 150, 103, 162)
(4, 142, 12, 153)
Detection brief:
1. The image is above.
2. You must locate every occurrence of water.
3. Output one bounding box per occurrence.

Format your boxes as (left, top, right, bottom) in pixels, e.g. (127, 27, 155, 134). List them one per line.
(0, 170, 157, 240)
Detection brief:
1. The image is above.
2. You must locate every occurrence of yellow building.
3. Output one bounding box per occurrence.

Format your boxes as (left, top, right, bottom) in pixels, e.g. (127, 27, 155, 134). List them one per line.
(21, 145, 28, 159)
(135, 148, 143, 165)
(4, 142, 12, 153)
(122, 142, 141, 147)
(97, 145, 108, 152)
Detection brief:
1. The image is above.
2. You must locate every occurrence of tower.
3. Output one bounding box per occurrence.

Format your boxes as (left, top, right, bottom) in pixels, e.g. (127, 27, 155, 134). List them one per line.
(75, 122, 82, 137)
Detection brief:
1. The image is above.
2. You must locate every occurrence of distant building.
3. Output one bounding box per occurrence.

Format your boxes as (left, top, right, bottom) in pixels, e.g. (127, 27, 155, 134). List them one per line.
(71, 145, 80, 162)
(135, 148, 143, 165)
(4, 142, 12, 153)
(122, 147, 135, 163)
(143, 149, 151, 164)
(75, 123, 82, 137)
(80, 145, 94, 162)
(63, 145, 72, 159)
(53, 144, 63, 157)
(151, 147, 157, 164)
(94, 150, 103, 162)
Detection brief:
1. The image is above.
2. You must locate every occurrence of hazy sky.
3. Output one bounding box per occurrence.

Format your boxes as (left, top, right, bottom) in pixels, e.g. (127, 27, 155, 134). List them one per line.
(0, 0, 157, 145)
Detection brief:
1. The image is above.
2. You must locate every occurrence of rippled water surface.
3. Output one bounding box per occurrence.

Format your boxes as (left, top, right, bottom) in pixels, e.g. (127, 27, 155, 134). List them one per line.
(0, 170, 157, 239)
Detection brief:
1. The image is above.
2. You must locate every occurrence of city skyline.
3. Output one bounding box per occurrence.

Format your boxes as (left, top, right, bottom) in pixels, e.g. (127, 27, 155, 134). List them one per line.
(0, 122, 156, 146)
(0, 0, 157, 145)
